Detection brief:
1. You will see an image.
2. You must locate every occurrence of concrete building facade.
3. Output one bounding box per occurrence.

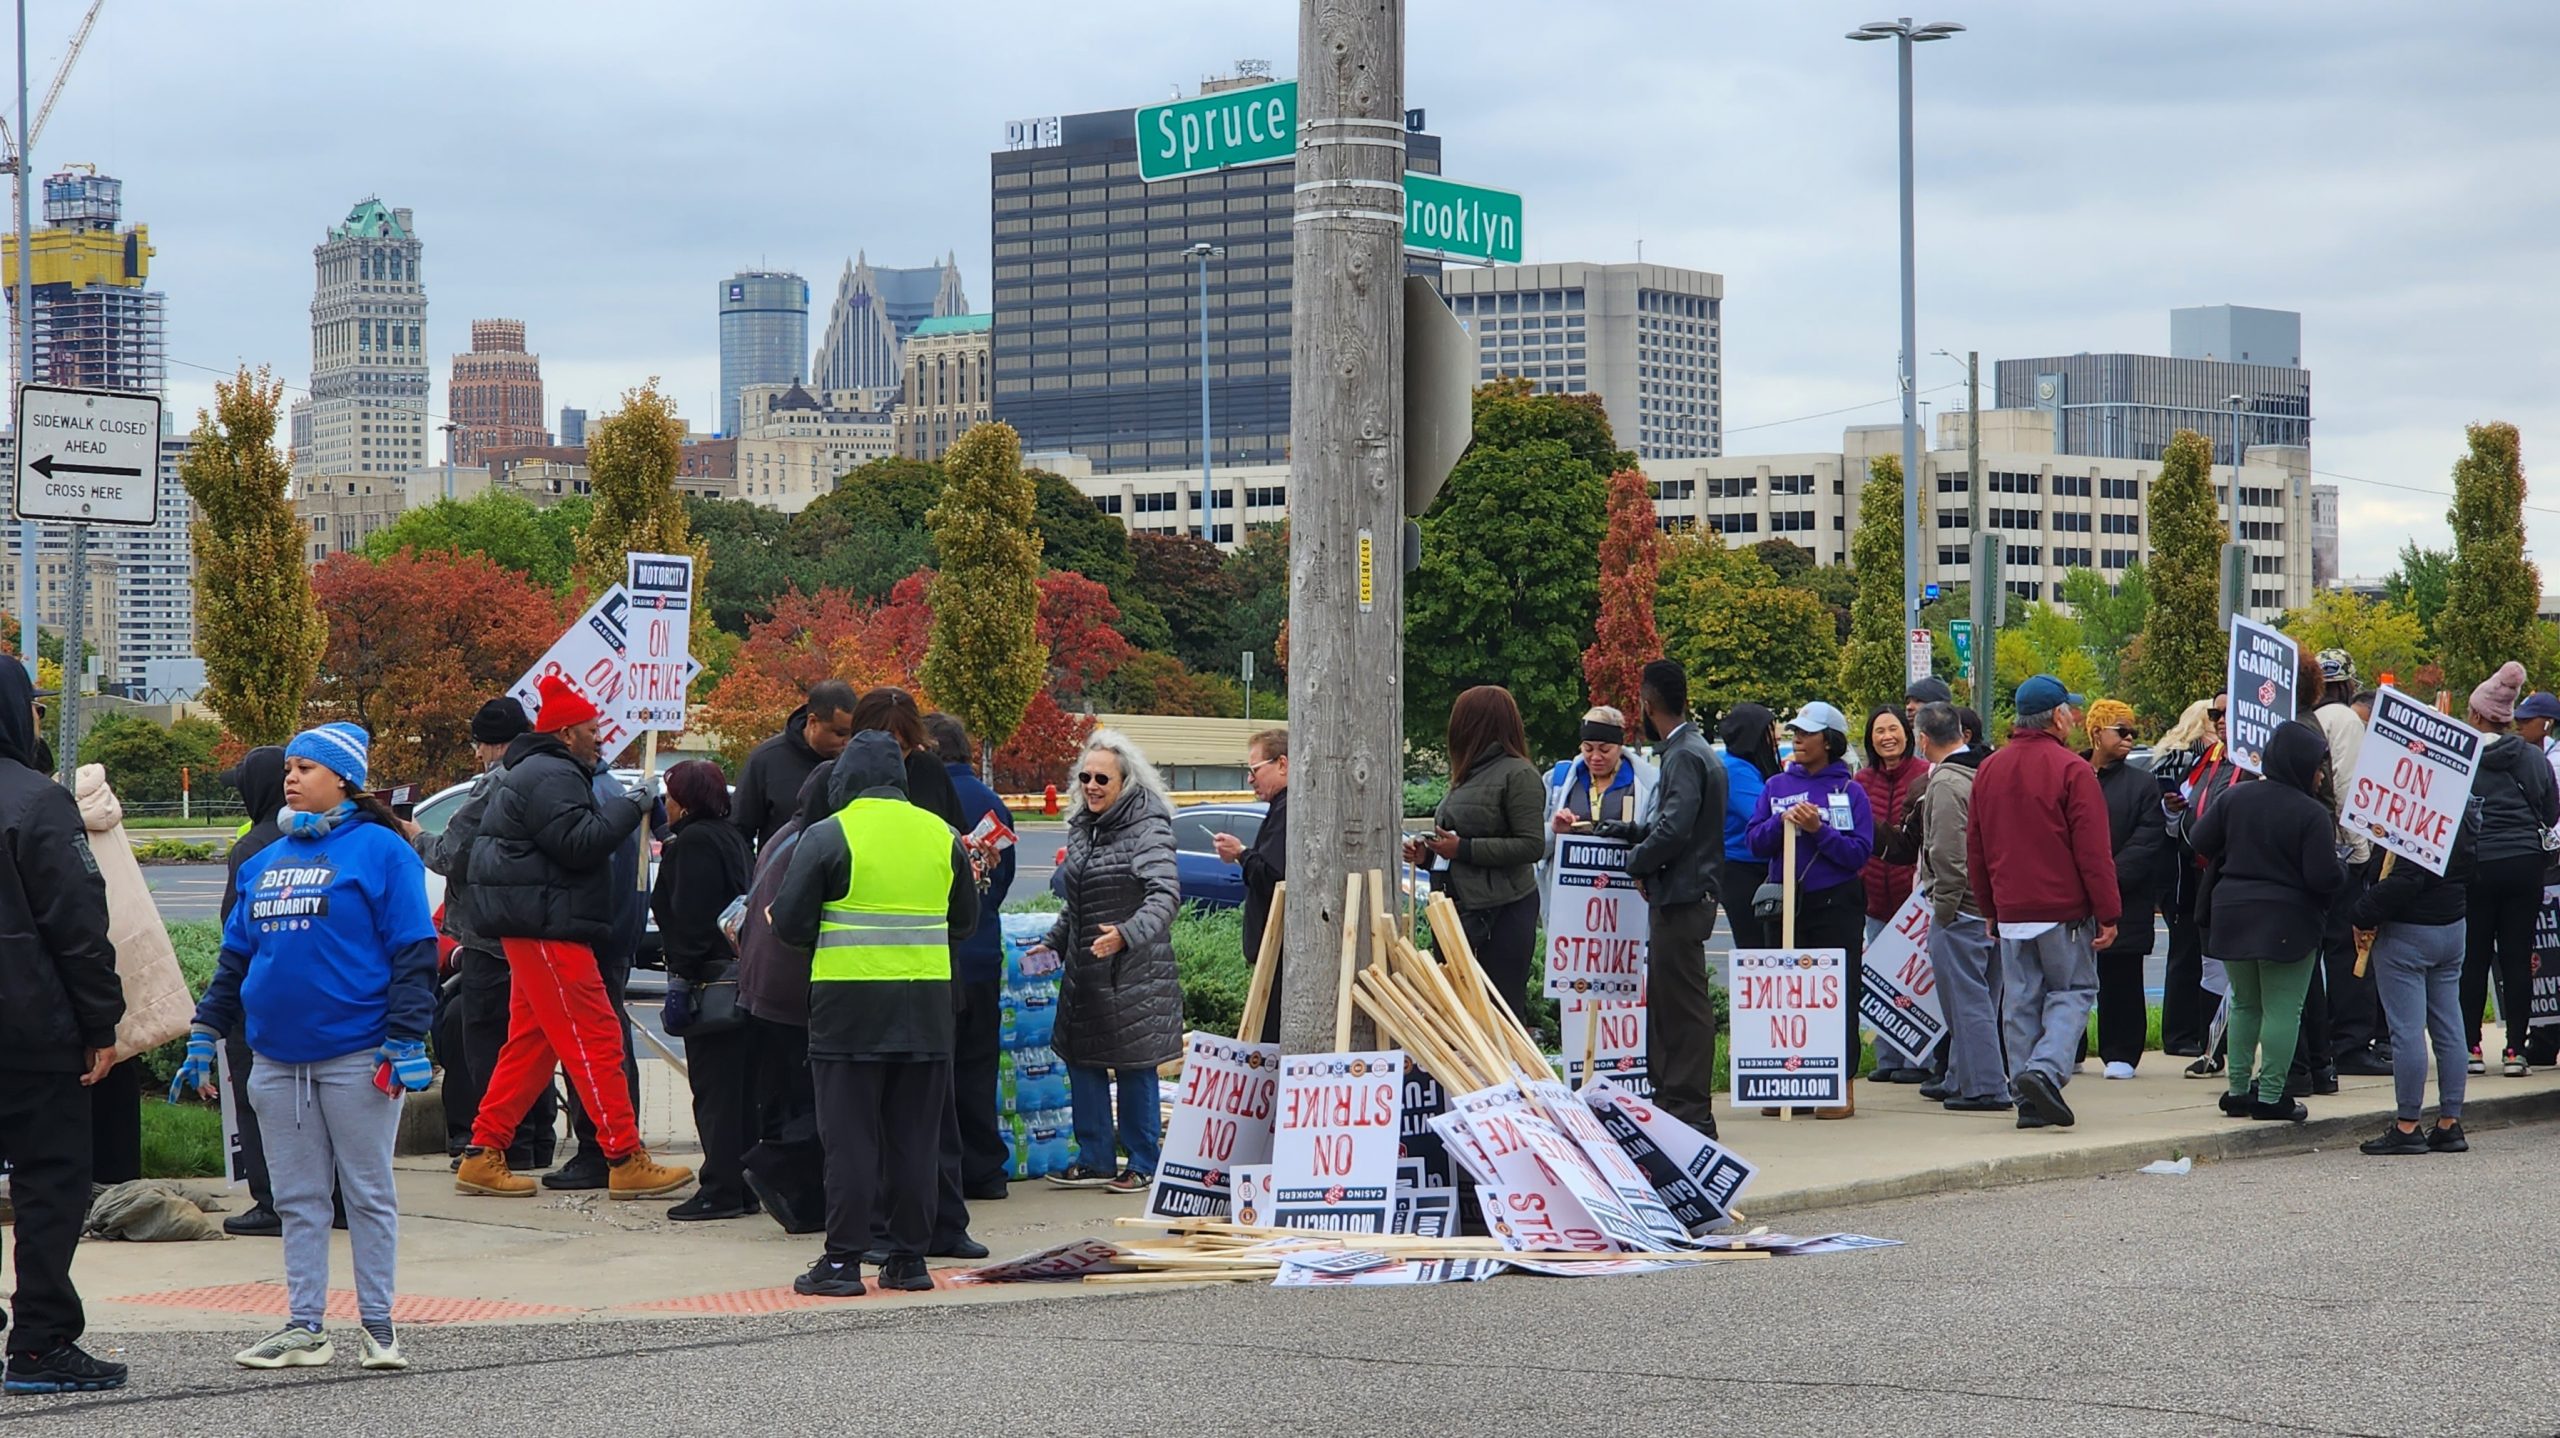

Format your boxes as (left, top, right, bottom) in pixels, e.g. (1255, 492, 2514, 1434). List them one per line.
(0, 430, 195, 688)
(0, 550, 120, 683)
(732, 382, 895, 512)
(1036, 449, 1287, 549)
(447, 318, 547, 464)
(1997, 307, 2309, 471)
(988, 74, 1442, 476)
(294, 474, 409, 565)
(894, 313, 993, 460)
(2310, 482, 2340, 591)
(717, 269, 809, 437)
(290, 199, 429, 479)
(1438, 261, 1724, 461)
(813, 254, 969, 394)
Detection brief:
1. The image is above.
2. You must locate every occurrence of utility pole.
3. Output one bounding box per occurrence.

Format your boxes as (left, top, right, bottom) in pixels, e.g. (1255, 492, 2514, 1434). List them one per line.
(1965, 349, 1984, 698)
(1282, 0, 1404, 1054)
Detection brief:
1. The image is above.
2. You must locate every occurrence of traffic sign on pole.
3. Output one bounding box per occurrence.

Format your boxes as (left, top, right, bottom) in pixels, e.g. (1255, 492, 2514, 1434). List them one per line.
(1401, 172, 1523, 264)
(14, 384, 161, 526)
(1906, 627, 1933, 685)
(1135, 81, 1296, 182)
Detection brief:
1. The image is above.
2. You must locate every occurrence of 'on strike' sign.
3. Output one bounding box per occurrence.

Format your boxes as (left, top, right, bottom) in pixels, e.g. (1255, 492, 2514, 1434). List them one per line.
(2342, 685, 2486, 874)
(1543, 835, 1647, 1000)
(1727, 948, 1849, 1107)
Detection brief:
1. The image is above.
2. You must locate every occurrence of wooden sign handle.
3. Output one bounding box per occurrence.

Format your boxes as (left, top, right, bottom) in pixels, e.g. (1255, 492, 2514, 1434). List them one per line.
(1334, 872, 1363, 1052)
(1236, 881, 1286, 1041)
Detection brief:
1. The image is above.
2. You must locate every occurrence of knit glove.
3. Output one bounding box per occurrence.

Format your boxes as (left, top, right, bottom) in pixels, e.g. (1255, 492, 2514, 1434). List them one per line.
(376, 1037, 434, 1094)
(168, 1027, 218, 1103)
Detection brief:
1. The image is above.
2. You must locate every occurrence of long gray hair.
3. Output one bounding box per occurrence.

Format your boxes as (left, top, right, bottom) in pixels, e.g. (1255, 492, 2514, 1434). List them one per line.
(1080, 727, 1166, 797)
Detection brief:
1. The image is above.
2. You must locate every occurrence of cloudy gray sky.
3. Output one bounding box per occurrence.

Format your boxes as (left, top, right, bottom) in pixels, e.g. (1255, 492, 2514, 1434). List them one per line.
(29, 0, 2557, 576)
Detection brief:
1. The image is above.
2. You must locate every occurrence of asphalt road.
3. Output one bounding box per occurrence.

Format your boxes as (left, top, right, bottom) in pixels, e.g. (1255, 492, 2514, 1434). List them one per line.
(12, 1121, 2555, 1436)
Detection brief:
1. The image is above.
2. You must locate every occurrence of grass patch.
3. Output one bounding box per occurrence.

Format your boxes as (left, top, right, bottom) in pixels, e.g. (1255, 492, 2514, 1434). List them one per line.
(127, 813, 247, 829)
(142, 1101, 224, 1179)
(134, 839, 220, 863)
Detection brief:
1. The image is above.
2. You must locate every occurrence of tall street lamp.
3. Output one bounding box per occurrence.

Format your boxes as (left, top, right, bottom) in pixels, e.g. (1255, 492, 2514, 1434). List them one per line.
(1850, 16, 1963, 683)
(1188, 241, 1225, 545)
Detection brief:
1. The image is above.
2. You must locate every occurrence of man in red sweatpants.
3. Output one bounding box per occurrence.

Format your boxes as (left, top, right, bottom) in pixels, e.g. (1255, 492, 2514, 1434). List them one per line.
(453, 674, 692, 1200)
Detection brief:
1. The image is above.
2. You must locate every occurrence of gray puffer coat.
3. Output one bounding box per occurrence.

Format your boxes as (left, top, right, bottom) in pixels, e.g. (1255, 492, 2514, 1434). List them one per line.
(1045, 784, 1183, 1070)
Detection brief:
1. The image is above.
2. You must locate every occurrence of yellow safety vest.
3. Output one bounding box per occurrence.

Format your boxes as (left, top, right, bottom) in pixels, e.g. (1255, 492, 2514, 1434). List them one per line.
(813, 797, 954, 985)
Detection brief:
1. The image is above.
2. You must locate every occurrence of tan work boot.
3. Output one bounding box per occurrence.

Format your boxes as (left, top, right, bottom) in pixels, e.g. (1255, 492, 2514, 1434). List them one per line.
(455, 1146, 537, 1197)
(607, 1147, 694, 1200)
(1815, 1078, 1857, 1121)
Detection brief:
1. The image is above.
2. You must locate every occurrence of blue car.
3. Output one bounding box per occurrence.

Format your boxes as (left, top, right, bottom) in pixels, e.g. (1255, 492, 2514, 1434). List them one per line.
(1050, 801, 1267, 910)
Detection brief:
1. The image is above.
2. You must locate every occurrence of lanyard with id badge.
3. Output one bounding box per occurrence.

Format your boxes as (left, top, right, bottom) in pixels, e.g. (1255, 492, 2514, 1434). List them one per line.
(1771, 787, 1857, 832)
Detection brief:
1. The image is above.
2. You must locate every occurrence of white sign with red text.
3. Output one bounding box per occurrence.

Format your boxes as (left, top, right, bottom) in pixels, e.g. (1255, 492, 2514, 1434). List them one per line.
(1728, 948, 1850, 1107)
(1543, 834, 1647, 1000)
(1858, 891, 1948, 1060)
(623, 552, 695, 731)
(1582, 1077, 1757, 1234)
(2342, 685, 2487, 875)
(1270, 1051, 1405, 1232)
(1453, 1084, 1653, 1253)
(511, 584, 640, 758)
(1146, 1032, 1280, 1221)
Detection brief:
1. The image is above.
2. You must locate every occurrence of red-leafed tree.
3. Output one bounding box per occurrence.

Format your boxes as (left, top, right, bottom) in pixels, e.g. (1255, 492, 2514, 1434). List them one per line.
(993, 690, 1096, 792)
(308, 550, 569, 787)
(1037, 570, 1135, 706)
(876, 568, 940, 685)
(697, 584, 925, 768)
(1582, 467, 1663, 720)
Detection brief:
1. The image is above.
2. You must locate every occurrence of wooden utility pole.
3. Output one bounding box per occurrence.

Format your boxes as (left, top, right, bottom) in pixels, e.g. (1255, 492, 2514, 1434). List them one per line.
(1281, 0, 1405, 1054)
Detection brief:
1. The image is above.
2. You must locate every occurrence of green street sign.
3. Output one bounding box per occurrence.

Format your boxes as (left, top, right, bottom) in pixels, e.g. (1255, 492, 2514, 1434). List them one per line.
(1135, 81, 1296, 182)
(1950, 619, 1974, 665)
(1403, 172, 1524, 264)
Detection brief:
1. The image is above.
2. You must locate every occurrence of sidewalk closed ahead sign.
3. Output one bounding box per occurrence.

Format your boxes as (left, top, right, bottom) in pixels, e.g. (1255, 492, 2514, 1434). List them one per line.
(2342, 685, 2485, 874)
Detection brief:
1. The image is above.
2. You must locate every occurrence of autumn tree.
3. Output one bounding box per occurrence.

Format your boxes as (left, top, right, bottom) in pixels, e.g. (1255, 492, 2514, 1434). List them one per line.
(2058, 564, 2150, 699)
(307, 551, 567, 786)
(1092, 651, 1238, 717)
(1580, 467, 1663, 720)
(2280, 589, 2427, 687)
(1837, 455, 1908, 722)
(993, 691, 1097, 792)
(2128, 429, 2226, 722)
(183, 367, 325, 744)
(1655, 531, 1840, 718)
(694, 587, 922, 769)
(1037, 571, 1135, 708)
(921, 422, 1047, 759)
(1129, 531, 1240, 673)
(2437, 421, 2539, 697)
(2382, 541, 2453, 651)
(578, 379, 702, 596)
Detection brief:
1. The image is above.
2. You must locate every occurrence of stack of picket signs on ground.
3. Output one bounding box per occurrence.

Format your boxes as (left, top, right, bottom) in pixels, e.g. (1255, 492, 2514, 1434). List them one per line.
(961, 877, 1899, 1291)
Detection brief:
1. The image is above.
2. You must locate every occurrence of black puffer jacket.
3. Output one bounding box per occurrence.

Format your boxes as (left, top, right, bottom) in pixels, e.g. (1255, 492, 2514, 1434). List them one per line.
(2096, 756, 2172, 957)
(650, 814, 751, 985)
(415, 760, 503, 948)
(2352, 824, 2473, 929)
(1045, 783, 1183, 1070)
(2468, 733, 2558, 866)
(2189, 720, 2349, 964)
(467, 731, 647, 949)
(0, 659, 120, 1072)
(734, 707, 826, 853)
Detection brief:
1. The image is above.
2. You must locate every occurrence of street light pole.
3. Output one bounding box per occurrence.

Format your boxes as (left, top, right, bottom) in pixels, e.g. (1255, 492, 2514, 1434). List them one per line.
(1189, 241, 1224, 546)
(439, 421, 459, 501)
(1851, 16, 1962, 684)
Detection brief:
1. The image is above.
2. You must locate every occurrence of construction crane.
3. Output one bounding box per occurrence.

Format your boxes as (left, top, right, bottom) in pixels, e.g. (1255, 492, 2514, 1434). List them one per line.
(0, 0, 106, 179)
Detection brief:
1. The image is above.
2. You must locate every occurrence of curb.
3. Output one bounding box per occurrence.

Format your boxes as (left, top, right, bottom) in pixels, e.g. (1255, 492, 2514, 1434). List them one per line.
(1737, 1085, 2560, 1218)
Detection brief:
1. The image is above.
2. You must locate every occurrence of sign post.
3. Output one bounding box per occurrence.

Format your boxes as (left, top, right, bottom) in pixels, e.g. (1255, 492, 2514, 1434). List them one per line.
(13, 384, 166, 784)
(2224, 614, 2299, 775)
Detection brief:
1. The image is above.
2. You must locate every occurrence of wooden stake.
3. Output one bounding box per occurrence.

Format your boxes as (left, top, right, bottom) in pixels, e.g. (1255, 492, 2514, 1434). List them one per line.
(1334, 871, 1363, 1052)
(1236, 881, 1287, 1041)
(1580, 1000, 1601, 1086)
(636, 731, 658, 892)
(2354, 853, 2395, 978)
(1779, 820, 1798, 1123)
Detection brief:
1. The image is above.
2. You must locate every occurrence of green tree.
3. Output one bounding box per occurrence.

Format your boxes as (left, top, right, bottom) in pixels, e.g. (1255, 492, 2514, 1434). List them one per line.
(182, 367, 324, 744)
(78, 713, 185, 804)
(1994, 604, 2102, 729)
(2280, 588, 2427, 686)
(1130, 532, 1239, 673)
(2437, 421, 2539, 697)
(1217, 521, 1290, 690)
(686, 498, 797, 633)
(576, 380, 700, 596)
(1030, 469, 1133, 592)
(1656, 531, 1840, 718)
(2382, 541, 2453, 650)
(364, 489, 580, 590)
(2128, 429, 2225, 723)
(1406, 434, 1607, 757)
(921, 422, 1047, 757)
(2059, 563, 2149, 698)
(1472, 377, 1633, 474)
(1837, 455, 1908, 720)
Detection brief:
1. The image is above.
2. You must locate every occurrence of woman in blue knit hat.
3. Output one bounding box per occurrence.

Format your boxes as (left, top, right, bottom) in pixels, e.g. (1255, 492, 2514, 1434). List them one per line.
(171, 722, 439, 1372)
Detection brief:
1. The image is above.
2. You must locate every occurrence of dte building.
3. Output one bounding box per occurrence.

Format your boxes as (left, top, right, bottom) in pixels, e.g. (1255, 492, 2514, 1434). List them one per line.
(988, 75, 1441, 477)
(717, 269, 808, 437)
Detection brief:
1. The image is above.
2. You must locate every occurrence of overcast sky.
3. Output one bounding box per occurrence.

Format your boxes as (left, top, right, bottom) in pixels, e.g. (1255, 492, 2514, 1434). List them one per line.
(26, 0, 2556, 576)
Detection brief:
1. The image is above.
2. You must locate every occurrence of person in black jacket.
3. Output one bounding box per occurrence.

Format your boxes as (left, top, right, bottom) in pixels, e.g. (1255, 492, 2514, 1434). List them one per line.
(2189, 719, 2349, 1122)
(1589, 659, 1726, 1136)
(653, 760, 756, 1220)
(930, 714, 1018, 1203)
(454, 674, 692, 1201)
(2353, 824, 2474, 1155)
(733, 680, 857, 852)
(0, 659, 127, 1395)
(735, 761, 837, 1234)
(1215, 728, 1289, 1042)
(214, 746, 288, 1238)
(2459, 662, 2557, 1076)
(2087, 700, 2170, 1076)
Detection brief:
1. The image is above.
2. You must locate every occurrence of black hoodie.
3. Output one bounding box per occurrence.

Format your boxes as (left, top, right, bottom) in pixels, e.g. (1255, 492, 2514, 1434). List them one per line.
(0, 660, 121, 1072)
(2189, 719, 2349, 963)
(2468, 732, 2559, 866)
(737, 759, 837, 1026)
(734, 705, 826, 853)
(222, 746, 288, 925)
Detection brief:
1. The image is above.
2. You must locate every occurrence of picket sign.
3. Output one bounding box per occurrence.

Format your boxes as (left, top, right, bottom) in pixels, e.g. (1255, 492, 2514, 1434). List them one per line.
(1144, 1031, 1281, 1222)
(1451, 1084, 1653, 1253)
(1554, 994, 1650, 1096)
(1543, 834, 1647, 1001)
(2533, 883, 2560, 1032)
(2341, 684, 2486, 874)
(1581, 1077, 1758, 1234)
(1228, 1165, 1275, 1228)
(1859, 890, 1948, 1061)
(510, 584, 641, 757)
(2225, 615, 2300, 776)
(1523, 1076, 1695, 1249)
(1729, 945, 1850, 1109)
(1269, 1050, 1404, 1232)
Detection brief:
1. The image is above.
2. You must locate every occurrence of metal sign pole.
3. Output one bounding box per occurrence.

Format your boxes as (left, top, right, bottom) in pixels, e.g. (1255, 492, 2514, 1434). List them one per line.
(55, 519, 78, 784)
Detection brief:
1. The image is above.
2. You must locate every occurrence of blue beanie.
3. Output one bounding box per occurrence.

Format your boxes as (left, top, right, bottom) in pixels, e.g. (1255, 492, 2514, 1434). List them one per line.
(287, 722, 371, 791)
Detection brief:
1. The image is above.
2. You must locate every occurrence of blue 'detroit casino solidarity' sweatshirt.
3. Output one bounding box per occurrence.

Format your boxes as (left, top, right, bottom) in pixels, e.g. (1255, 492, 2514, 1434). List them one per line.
(197, 809, 440, 1063)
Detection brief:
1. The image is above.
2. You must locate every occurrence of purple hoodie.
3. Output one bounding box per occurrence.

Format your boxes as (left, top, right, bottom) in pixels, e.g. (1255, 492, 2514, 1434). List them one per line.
(1744, 760, 1875, 894)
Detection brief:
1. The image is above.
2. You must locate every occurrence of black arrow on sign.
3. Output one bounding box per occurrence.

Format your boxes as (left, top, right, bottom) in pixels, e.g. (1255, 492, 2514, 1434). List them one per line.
(31, 454, 140, 480)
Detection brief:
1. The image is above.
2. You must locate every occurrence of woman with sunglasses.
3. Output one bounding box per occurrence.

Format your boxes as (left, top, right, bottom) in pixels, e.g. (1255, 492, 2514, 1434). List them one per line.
(2085, 699, 2170, 1078)
(2164, 693, 2246, 1075)
(1029, 731, 1181, 1194)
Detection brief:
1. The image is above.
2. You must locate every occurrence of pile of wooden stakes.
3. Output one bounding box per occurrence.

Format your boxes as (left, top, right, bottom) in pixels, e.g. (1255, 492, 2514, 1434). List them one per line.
(1086, 876, 1759, 1285)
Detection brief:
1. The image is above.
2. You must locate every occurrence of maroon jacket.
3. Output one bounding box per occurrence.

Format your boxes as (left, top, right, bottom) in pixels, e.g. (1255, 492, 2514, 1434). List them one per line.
(1855, 755, 1930, 920)
(1965, 726, 2122, 929)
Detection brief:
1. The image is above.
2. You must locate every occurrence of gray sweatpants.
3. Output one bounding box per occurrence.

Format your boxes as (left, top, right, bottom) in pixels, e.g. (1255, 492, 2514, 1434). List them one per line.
(247, 1049, 403, 1328)
(2372, 919, 2467, 1121)
(1930, 914, 2005, 1101)
(2002, 922, 2099, 1090)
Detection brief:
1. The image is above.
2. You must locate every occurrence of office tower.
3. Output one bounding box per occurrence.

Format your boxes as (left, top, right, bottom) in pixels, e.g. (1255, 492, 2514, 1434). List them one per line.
(893, 313, 992, 460)
(289, 198, 430, 478)
(717, 269, 808, 436)
(447, 318, 547, 464)
(558, 406, 587, 446)
(813, 252, 968, 393)
(1998, 307, 2309, 468)
(1440, 261, 1723, 460)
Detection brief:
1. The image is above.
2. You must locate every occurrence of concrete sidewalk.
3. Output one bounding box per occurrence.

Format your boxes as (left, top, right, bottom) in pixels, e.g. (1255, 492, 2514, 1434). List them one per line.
(72, 1057, 2559, 1333)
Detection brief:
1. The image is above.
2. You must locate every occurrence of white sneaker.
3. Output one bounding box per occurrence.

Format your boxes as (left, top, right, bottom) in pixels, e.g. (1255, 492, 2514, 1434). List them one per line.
(2103, 1061, 2137, 1080)
(236, 1324, 333, 1369)
(360, 1327, 408, 1371)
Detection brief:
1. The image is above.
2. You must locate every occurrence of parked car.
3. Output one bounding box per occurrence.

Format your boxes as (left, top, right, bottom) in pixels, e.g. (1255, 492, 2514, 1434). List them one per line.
(410, 767, 673, 996)
(1048, 800, 1429, 910)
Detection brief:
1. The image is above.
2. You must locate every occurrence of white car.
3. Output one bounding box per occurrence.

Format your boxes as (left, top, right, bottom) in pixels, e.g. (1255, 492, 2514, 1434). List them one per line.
(410, 767, 671, 996)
